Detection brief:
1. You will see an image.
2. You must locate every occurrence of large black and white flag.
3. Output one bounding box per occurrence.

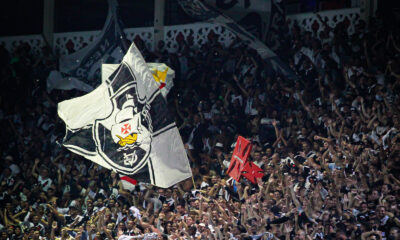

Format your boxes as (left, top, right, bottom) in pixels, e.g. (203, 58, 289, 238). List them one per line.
(47, 0, 127, 93)
(58, 43, 192, 188)
(203, 0, 271, 39)
(178, 0, 296, 79)
(102, 63, 175, 98)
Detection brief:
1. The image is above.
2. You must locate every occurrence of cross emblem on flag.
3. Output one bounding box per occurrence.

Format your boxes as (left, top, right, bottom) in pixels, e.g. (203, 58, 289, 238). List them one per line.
(226, 136, 252, 182)
(241, 161, 264, 184)
(121, 123, 131, 134)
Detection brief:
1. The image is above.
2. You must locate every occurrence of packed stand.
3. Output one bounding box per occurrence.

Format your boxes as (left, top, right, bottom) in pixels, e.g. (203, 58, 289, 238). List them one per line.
(1, 13, 400, 240)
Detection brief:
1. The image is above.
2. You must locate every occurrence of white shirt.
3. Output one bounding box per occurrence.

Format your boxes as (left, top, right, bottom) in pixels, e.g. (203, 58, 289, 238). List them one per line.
(9, 163, 20, 177)
(38, 175, 52, 192)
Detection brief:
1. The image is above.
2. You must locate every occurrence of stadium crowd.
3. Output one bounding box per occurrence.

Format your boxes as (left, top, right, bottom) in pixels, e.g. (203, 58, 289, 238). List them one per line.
(1, 11, 400, 240)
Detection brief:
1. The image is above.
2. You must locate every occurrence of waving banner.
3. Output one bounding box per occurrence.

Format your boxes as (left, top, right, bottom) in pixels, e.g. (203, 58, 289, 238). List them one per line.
(178, 0, 296, 79)
(47, 0, 127, 93)
(58, 43, 192, 188)
(226, 136, 252, 181)
(203, 0, 271, 39)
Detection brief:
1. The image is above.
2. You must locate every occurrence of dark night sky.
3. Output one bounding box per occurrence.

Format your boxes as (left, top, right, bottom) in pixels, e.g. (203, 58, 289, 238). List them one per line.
(0, 0, 195, 36)
(0, 0, 44, 36)
(2, 0, 398, 37)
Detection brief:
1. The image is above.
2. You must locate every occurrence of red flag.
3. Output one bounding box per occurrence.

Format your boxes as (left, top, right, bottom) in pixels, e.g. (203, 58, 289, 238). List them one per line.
(120, 175, 137, 191)
(241, 161, 264, 184)
(226, 136, 252, 181)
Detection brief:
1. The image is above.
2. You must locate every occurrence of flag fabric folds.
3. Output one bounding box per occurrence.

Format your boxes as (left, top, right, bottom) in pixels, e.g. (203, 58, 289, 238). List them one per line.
(58, 43, 192, 188)
(177, 0, 297, 80)
(147, 63, 175, 97)
(47, 0, 127, 93)
(202, 0, 271, 40)
(47, 70, 94, 93)
(102, 63, 175, 98)
(226, 136, 264, 183)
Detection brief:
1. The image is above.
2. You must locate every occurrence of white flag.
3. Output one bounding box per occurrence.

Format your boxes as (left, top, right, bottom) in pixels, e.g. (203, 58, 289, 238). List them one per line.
(58, 43, 192, 188)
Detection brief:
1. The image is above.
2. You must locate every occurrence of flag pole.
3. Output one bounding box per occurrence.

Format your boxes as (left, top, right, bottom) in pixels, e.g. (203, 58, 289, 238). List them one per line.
(191, 175, 196, 190)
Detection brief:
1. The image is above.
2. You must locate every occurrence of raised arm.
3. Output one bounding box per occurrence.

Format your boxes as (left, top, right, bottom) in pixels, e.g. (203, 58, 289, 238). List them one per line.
(389, 33, 400, 53)
(289, 184, 301, 209)
(233, 75, 248, 97)
(139, 219, 161, 235)
(31, 158, 40, 179)
(363, 40, 372, 69)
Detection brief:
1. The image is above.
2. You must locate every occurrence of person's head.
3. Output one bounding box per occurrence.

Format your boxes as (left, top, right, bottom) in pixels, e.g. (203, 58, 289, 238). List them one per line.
(271, 153, 280, 164)
(71, 167, 79, 177)
(301, 141, 311, 153)
(89, 181, 97, 191)
(165, 188, 172, 198)
(127, 220, 135, 229)
(382, 184, 391, 195)
(106, 223, 113, 231)
(6, 226, 14, 235)
(324, 196, 335, 209)
(14, 226, 21, 236)
(161, 203, 170, 212)
(31, 214, 40, 225)
(0, 231, 8, 240)
(87, 201, 93, 211)
(368, 233, 381, 240)
(69, 206, 79, 217)
(360, 202, 368, 212)
(47, 184, 56, 197)
(109, 198, 115, 207)
(295, 230, 306, 240)
(176, 204, 185, 215)
(95, 231, 102, 239)
(2, 168, 11, 178)
(231, 225, 241, 235)
(389, 227, 400, 240)
(248, 218, 258, 234)
(192, 199, 200, 209)
(368, 189, 380, 201)
(32, 230, 40, 240)
(188, 226, 197, 236)
(253, 151, 261, 161)
(193, 114, 201, 124)
(211, 175, 218, 184)
(376, 205, 386, 219)
(273, 190, 282, 200)
(265, 147, 273, 157)
(198, 223, 206, 232)
(40, 168, 49, 178)
(335, 230, 348, 240)
(5, 202, 13, 212)
(90, 224, 96, 232)
(104, 209, 112, 220)
(186, 216, 194, 226)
